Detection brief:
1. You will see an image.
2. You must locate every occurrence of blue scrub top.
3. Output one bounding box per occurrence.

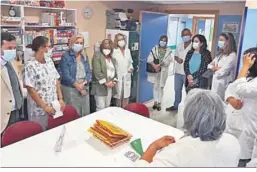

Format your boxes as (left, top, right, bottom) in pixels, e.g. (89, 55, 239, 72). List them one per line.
(189, 53, 202, 82)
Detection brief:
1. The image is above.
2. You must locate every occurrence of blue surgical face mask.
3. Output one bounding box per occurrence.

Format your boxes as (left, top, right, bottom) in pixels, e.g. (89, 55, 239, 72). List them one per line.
(218, 41, 225, 49)
(182, 36, 191, 42)
(159, 41, 167, 47)
(72, 43, 83, 53)
(2, 49, 16, 62)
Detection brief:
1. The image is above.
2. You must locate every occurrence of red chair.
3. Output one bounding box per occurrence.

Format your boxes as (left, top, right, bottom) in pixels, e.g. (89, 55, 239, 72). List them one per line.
(47, 105, 79, 130)
(2, 121, 43, 147)
(124, 103, 150, 118)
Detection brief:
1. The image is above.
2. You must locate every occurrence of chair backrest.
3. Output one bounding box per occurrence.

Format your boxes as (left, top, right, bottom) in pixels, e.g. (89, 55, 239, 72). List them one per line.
(124, 103, 150, 118)
(2, 121, 43, 147)
(47, 105, 79, 130)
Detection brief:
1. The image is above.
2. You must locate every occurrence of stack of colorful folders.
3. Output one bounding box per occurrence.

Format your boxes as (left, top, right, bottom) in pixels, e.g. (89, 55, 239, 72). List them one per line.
(88, 120, 132, 148)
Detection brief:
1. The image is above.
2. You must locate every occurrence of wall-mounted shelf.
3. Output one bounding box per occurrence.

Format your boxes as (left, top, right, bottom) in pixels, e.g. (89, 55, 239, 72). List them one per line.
(25, 25, 76, 28)
(1, 24, 22, 27)
(1, 3, 77, 62)
(0, 3, 76, 11)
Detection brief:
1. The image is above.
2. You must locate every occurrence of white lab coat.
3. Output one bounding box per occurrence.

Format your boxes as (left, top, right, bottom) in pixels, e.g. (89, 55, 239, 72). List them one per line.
(225, 77, 257, 159)
(224, 89, 243, 139)
(135, 134, 240, 167)
(247, 137, 257, 167)
(147, 45, 173, 88)
(208, 52, 237, 100)
(113, 48, 133, 99)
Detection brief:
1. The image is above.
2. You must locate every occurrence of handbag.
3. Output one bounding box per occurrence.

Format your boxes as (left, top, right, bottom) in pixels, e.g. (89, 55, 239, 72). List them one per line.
(146, 49, 160, 73)
(200, 69, 213, 89)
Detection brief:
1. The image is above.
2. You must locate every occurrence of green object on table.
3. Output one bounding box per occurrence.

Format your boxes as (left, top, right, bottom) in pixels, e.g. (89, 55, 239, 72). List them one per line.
(130, 138, 144, 156)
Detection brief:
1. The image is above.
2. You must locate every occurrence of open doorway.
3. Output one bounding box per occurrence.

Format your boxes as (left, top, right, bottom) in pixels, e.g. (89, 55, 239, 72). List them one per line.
(138, 11, 218, 103)
(167, 13, 215, 75)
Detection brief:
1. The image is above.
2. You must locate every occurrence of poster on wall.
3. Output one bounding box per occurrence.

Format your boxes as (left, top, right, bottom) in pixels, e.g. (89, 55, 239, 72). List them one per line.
(222, 22, 239, 33)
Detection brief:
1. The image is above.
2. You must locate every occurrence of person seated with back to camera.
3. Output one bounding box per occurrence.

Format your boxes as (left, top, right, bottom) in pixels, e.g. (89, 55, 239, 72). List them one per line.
(135, 89, 240, 167)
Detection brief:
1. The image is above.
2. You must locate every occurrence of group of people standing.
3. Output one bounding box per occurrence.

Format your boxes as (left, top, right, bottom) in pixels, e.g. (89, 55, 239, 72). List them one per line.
(146, 28, 257, 167)
(1, 29, 257, 167)
(147, 28, 238, 112)
(1, 32, 134, 133)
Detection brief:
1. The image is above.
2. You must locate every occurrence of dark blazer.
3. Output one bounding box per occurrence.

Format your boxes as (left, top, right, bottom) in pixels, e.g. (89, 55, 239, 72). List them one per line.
(184, 49, 212, 92)
(91, 52, 117, 97)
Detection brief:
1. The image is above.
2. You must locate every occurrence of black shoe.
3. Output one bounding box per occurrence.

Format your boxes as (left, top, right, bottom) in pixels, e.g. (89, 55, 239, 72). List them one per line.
(153, 103, 158, 110)
(166, 106, 178, 111)
(156, 103, 161, 111)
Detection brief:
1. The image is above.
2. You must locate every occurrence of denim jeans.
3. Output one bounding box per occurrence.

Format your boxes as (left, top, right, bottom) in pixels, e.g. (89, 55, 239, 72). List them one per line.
(174, 73, 186, 109)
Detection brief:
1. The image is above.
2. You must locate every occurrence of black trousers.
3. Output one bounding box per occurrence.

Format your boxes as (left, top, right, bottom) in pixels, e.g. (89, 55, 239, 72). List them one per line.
(238, 159, 251, 167)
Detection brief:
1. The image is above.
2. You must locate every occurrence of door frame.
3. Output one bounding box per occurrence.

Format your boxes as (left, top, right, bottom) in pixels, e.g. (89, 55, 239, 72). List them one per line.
(192, 16, 215, 35)
(165, 10, 219, 58)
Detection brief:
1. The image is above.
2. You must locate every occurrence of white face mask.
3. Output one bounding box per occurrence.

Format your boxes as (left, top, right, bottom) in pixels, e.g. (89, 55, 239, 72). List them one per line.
(118, 40, 126, 48)
(192, 42, 200, 49)
(103, 49, 111, 56)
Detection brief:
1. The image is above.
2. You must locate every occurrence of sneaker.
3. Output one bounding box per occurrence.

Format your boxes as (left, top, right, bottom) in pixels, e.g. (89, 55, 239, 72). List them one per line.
(166, 106, 178, 111)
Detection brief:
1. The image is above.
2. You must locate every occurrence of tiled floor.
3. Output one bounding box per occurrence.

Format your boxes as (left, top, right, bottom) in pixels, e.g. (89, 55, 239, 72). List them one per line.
(145, 75, 187, 128)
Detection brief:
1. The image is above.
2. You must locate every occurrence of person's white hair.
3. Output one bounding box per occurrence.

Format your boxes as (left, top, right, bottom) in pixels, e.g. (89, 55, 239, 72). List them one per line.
(183, 89, 226, 141)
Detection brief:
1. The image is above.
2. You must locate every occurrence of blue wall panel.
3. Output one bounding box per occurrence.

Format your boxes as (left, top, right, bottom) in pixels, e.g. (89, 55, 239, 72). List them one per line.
(237, 9, 257, 71)
(139, 12, 168, 103)
(215, 15, 242, 55)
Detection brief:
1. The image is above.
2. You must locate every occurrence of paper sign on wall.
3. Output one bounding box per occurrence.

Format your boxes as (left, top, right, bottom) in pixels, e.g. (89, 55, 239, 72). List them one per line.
(222, 22, 239, 33)
(80, 32, 90, 48)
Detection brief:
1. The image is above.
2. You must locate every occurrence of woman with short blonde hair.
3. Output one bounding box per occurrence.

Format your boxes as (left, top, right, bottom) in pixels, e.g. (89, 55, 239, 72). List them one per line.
(112, 33, 134, 108)
(60, 34, 91, 117)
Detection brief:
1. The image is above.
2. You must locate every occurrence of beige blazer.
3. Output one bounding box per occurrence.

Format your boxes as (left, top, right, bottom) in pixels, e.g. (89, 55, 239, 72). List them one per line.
(1, 60, 23, 133)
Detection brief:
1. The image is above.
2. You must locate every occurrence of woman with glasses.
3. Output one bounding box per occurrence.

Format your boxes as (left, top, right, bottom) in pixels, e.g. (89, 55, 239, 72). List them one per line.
(23, 36, 65, 130)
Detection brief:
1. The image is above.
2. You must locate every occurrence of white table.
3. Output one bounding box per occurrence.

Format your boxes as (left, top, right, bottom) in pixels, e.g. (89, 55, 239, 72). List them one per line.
(0, 107, 184, 167)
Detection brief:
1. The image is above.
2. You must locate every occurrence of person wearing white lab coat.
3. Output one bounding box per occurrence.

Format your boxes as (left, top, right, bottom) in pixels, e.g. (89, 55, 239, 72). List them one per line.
(112, 33, 133, 108)
(246, 137, 257, 167)
(225, 47, 257, 167)
(135, 89, 240, 167)
(208, 32, 237, 100)
(147, 35, 173, 111)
